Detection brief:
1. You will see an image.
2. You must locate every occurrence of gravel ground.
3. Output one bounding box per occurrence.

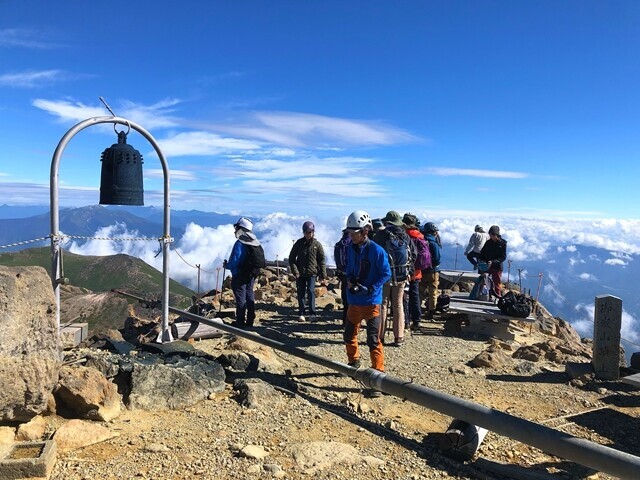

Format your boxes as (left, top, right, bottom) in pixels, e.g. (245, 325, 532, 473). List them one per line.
(48, 304, 640, 480)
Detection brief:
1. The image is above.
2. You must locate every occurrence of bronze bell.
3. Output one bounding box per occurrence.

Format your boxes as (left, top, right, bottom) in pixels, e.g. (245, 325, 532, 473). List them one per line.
(99, 130, 144, 205)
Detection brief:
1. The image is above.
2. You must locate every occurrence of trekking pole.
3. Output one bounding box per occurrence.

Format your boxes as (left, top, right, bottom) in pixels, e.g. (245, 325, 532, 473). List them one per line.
(219, 265, 226, 314)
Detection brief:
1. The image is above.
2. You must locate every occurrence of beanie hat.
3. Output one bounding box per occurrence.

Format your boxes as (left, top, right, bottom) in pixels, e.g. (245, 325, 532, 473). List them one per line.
(488, 225, 500, 236)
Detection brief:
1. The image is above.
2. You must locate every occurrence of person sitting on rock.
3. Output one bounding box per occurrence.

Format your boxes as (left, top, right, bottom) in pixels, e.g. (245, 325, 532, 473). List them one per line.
(480, 225, 507, 296)
(289, 221, 326, 322)
(464, 225, 490, 270)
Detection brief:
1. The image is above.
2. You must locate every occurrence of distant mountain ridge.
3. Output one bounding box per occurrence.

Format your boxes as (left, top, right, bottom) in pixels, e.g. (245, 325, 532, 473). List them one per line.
(0, 205, 240, 251)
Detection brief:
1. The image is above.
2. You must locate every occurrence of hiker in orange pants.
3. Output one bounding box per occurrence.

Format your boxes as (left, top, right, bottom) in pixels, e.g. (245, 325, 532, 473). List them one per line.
(342, 210, 391, 397)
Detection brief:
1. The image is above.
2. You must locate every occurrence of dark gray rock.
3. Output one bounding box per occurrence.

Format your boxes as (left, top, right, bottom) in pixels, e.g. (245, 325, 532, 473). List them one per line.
(128, 355, 225, 410)
(234, 378, 283, 409)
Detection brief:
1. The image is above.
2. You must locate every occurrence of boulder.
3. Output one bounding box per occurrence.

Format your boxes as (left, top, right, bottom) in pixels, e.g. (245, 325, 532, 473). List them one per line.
(54, 366, 121, 421)
(53, 419, 118, 452)
(128, 355, 225, 410)
(0, 266, 61, 422)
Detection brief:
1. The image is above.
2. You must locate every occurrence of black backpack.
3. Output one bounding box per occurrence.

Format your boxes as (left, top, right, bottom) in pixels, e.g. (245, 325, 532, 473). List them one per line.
(497, 291, 532, 318)
(240, 244, 266, 280)
(435, 293, 450, 312)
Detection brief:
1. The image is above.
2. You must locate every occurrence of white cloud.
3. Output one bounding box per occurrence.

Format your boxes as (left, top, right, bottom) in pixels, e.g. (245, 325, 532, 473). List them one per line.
(426, 167, 528, 179)
(0, 70, 64, 88)
(0, 28, 57, 49)
(157, 131, 261, 157)
(32, 99, 107, 122)
(578, 273, 596, 281)
(605, 258, 627, 266)
(566, 245, 577, 252)
(145, 169, 198, 181)
(569, 257, 585, 266)
(572, 303, 640, 346)
(209, 111, 417, 148)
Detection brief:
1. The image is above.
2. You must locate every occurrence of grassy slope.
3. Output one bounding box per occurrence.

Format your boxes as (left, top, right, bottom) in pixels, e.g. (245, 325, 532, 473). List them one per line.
(0, 247, 195, 333)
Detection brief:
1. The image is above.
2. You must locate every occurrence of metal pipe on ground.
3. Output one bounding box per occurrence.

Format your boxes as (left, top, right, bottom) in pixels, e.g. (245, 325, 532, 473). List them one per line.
(113, 289, 640, 479)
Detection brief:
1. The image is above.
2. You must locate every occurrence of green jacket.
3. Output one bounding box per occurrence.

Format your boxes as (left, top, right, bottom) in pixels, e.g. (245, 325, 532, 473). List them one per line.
(289, 237, 327, 279)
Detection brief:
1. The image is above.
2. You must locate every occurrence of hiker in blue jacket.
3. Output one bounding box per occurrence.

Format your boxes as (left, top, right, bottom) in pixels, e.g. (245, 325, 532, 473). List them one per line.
(343, 210, 391, 397)
(224, 217, 262, 328)
(422, 222, 442, 323)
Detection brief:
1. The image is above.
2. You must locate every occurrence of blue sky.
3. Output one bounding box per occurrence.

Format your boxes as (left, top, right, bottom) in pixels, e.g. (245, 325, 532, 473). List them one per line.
(2, 1, 640, 220)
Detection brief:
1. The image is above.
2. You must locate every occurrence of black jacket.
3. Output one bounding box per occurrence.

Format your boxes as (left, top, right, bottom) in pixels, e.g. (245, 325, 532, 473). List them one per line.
(480, 237, 507, 269)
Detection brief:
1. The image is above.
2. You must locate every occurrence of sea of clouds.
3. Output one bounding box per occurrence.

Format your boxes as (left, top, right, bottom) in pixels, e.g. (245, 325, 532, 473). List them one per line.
(64, 213, 640, 353)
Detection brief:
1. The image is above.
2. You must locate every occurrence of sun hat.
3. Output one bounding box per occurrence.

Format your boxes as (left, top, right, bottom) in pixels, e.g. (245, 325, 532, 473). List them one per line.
(381, 210, 403, 227)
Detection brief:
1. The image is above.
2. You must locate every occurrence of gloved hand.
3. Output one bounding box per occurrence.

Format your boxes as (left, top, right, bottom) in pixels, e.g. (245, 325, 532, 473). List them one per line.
(349, 284, 369, 296)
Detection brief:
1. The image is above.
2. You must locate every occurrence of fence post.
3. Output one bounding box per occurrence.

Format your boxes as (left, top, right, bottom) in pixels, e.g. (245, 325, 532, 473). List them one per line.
(593, 295, 622, 380)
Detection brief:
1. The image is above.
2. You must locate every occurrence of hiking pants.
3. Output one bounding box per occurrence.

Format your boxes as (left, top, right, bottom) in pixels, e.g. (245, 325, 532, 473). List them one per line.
(381, 280, 405, 341)
(489, 265, 503, 296)
(231, 276, 256, 326)
(424, 271, 440, 312)
(296, 275, 317, 316)
(344, 304, 384, 371)
(406, 279, 422, 322)
(466, 252, 481, 268)
(339, 274, 349, 325)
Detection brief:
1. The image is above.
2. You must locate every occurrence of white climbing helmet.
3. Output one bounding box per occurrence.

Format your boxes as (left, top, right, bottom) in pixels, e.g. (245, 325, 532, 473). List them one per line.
(234, 217, 253, 232)
(345, 210, 372, 231)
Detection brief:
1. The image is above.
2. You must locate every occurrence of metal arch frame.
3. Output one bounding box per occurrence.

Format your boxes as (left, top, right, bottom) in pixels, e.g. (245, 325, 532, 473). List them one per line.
(50, 116, 173, 342)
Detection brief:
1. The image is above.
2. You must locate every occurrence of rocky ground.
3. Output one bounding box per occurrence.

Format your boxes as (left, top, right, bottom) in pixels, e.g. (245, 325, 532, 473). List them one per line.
(44, 298, 640, 480)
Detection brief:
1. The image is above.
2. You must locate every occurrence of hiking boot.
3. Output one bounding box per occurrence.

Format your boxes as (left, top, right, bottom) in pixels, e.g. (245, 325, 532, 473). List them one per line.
(425, 310, 435, 321)
(366, 388, 383, 398)
(298, 315, 306, 322)
(394, 337, 405, 347)
(410, 321, 420, 331)
(348, 359, 361, 369)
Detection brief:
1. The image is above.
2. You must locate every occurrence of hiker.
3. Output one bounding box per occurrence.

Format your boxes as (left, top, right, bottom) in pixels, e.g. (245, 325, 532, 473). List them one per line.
(289, 221, 327, 321)
(464, 225, 490, 269)
(223, 217, 265, 328)
(480, 225, 507, 296)
(371, 218, 385, 235)
(422, 222, 442, 321)
(403, 213, 430, 331)
(333, 228, 352, 325)
(373, 210, 413, 347)
(343, 210, 391, 397)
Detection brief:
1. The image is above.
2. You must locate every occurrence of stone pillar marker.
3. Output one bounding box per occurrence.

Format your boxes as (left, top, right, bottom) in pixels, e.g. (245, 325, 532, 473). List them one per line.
(592, 295, 622, 380)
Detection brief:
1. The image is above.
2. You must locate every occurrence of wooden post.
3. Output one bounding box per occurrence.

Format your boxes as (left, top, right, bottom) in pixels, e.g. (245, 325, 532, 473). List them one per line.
(593, 295, 622, 380)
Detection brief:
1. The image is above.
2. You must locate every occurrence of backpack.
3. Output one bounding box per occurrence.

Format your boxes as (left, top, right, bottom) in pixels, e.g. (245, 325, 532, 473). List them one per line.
(497, 291, 532, 318)
(411, 236, 432, 271)
(240, 244, 266, 280)
(333, 236, 351, 273)
(384, 230, 411, 285)
(469, 273, 494, 301)
(435, 293, 450, 312)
